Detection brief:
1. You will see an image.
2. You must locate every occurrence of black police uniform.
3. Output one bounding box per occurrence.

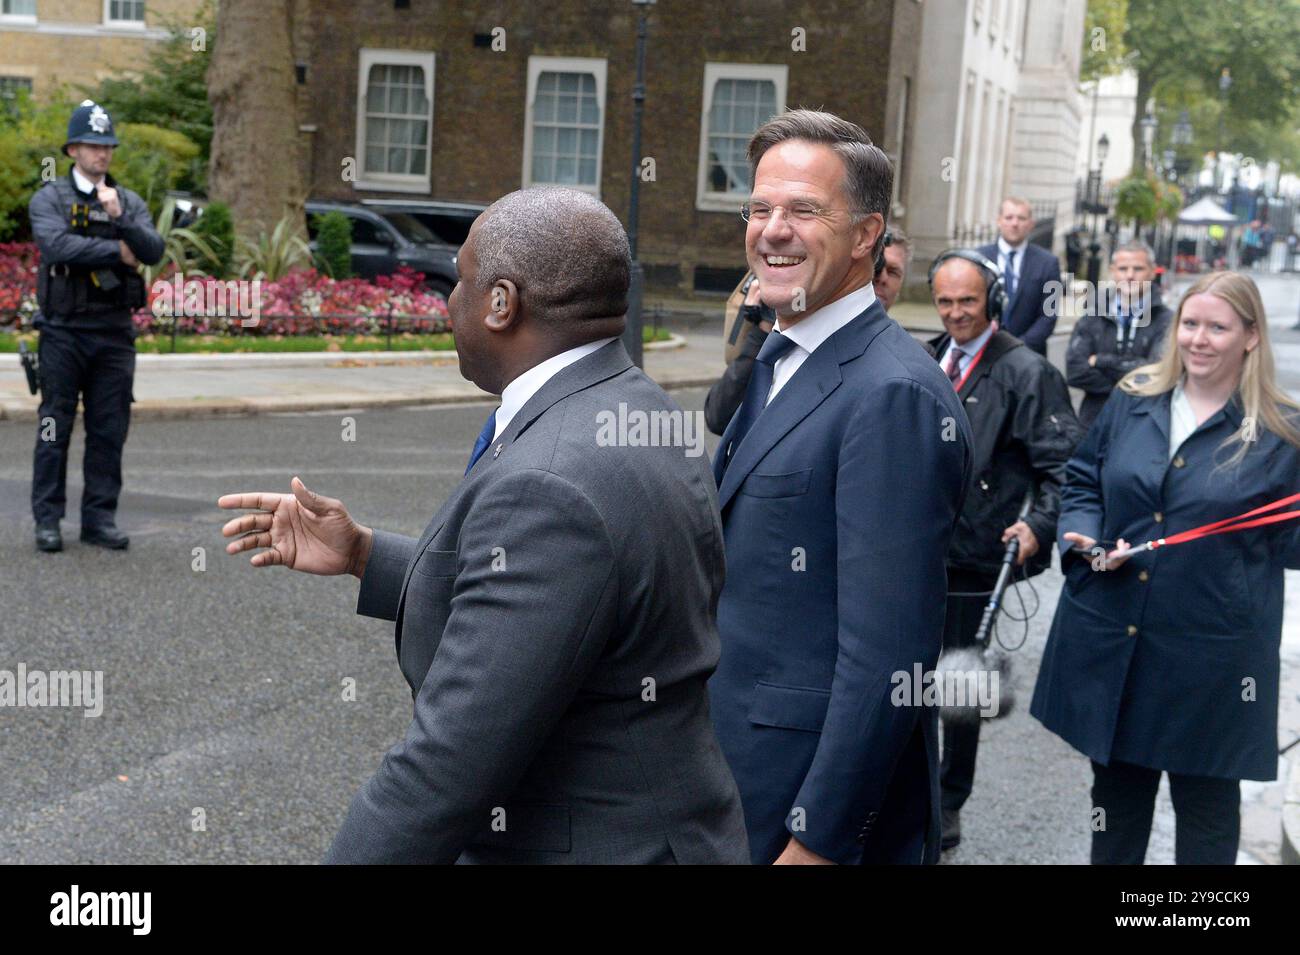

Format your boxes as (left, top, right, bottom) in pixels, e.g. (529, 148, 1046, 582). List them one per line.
(29, 102, 163, 550)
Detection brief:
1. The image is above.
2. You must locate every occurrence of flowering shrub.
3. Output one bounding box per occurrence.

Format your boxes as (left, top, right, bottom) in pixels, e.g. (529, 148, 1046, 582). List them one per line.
(0, 242, 39, 326)
(0, 244, 448, 334)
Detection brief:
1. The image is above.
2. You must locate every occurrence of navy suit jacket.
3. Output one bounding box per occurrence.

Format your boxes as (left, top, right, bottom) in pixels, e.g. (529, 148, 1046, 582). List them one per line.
(709, 298, 972, 864)
(978, 241, 1061, 353)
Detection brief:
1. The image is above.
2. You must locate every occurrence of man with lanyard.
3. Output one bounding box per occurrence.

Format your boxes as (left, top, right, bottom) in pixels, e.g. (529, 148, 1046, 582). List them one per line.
(1066, 239, 1173, 431)
(28, 100, 163, 552)
(926, 250, 1082, 851)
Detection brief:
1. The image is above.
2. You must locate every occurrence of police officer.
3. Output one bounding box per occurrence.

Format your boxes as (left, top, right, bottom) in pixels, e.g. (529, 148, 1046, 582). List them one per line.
(30, 100, 164, 552)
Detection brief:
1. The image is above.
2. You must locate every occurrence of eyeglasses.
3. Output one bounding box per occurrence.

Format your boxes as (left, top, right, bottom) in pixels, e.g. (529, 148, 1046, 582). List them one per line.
(740, 200, 863, 224)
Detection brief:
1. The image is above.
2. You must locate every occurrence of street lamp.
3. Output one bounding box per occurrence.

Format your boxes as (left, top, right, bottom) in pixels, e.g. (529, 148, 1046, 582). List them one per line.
(1171, 109, 1193, 189)
(623, 0, 656, 368)
(1087, 133, 1111, 286)
(1216, 68, 1232, 191)
(1140, 109, 1158, 170)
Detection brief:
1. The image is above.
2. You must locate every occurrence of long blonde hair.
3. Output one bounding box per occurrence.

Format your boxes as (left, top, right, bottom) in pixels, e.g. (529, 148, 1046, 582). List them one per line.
(1119, 271, 1300, 467)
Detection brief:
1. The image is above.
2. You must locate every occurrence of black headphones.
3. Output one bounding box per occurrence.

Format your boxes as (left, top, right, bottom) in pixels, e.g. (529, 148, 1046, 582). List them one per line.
(927, 248, 1006, 322)
(872, 231, 894, 278)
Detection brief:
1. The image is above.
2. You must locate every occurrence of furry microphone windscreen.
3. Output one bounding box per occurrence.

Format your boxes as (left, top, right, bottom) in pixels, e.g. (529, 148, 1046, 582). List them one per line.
(934, 646, 1016, 725)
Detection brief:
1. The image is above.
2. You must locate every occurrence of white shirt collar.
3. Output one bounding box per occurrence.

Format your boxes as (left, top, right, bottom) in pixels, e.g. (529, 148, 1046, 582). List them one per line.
(943, 321, 996, 368)
(72, 166, 101, 194)
(493, 337, 618, 441)
(997, 236, 1028, 258)
(774, 283, 876, 356)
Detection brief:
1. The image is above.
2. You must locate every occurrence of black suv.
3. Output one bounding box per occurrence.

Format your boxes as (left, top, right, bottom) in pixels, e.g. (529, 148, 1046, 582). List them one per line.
(305, 199, 484, 296)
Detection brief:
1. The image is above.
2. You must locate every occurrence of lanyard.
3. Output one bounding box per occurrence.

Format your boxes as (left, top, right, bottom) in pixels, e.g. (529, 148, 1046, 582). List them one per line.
(1110, 492, 1300, 559)
(951, 328, 995, 392)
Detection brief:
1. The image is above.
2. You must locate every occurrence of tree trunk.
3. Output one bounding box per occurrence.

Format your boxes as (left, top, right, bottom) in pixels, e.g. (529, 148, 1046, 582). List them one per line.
(1130, 67, 1155, 177)
(207, 0, 303, 240)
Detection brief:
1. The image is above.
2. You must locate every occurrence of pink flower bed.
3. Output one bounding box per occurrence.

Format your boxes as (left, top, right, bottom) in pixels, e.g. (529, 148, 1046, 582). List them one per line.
(0, 243, 449, 334)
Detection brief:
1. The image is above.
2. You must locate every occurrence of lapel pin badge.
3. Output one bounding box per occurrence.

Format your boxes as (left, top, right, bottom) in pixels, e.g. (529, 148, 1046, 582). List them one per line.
(492, 443, 503, 459)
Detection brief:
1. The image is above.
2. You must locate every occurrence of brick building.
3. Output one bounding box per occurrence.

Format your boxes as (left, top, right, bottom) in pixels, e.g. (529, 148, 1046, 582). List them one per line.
(297, 0, 920, 296)
(0, 0, 204, 101)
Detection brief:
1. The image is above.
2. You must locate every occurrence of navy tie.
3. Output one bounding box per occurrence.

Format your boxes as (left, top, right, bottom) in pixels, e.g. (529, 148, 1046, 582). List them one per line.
(1004, 250, 1018, 302)
(724, 331, 798, 468)
(465, 410, 497, 474)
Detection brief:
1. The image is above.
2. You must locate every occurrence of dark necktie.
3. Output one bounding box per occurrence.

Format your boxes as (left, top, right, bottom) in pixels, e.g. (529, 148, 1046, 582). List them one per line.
(465, 409, 497, 474)
(1119, 308, 1134, 350)
(1004, 250, 1018, 301)
(945, 346, 965, 386)
(725, 331, 798, 467)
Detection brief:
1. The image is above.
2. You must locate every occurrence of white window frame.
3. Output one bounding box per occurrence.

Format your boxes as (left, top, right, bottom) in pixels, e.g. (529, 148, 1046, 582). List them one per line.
(353, 48, 435, 194)
(103, 0, 147, 29)
(521, 56, 607, 197)
(695, 62, 787, 213)
(1, 0, 37, 25)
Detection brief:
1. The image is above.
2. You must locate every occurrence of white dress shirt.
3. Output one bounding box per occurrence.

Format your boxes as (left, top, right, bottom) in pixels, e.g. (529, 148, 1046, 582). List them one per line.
(997, 237, 1028, 290)
(939, 321, 996, 384)
(493, 337, 618, 441)
(767, 284, 877, 405)
(72, 166, 102, 194)
(1168, 382, 1199, 461)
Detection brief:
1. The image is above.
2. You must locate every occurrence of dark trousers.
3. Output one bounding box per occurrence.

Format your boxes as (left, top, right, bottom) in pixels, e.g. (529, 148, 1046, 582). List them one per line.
(939, 567, 995, 813)
(31, 324, 135, 528)
(1090, 759, 1241, 865)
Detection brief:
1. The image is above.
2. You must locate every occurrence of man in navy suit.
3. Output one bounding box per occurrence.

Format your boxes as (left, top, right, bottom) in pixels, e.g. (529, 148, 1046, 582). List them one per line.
(978, 197, 1062, 356)
(710, 109, 972, 864)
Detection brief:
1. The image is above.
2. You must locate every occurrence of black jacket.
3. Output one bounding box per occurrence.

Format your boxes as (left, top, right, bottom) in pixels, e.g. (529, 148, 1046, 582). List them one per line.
(29, 170, 164, 331)
(1066, 297, 1173, 431)
(705, 307, 769, 435)
(927, 329, 1084, 581)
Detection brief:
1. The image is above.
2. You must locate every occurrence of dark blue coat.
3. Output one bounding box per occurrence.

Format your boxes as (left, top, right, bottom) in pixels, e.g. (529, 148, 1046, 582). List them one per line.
(709, 300, 972, 864)
(977, 241, 1061, 353)
(1031, 386, 1300, 780)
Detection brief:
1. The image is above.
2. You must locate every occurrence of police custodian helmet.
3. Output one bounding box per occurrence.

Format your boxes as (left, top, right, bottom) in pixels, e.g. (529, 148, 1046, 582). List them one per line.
(62, 100, 119, 156)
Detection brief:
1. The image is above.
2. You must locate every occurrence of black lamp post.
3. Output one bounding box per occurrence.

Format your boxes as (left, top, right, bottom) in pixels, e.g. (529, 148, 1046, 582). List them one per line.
(1171, 109, 1193, 190)
(1087, 132, 1110, 286)
(623, 0, 655, 368)
(1216, 68, 1232, 199)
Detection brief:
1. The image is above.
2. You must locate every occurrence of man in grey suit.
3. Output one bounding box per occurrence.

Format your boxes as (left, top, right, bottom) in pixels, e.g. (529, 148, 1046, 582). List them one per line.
(218, 186, 748, 864)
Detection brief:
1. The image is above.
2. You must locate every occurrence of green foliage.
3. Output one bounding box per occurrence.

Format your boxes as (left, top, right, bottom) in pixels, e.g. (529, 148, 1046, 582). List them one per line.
(312, 211, 353, 279)
(235, 214, 313, 281)
(142, 195, 221, 287)
(192, 200, 235, 278)
(113, 123, 202, 218)
(0, 89, 202, 239)
(1081, 0, 1130, 84)
(1155, 179, 1184, 221)
(1124, 0, 1300, 172)
(79, 0, 215, 191)
(1115, 175, 1160, 227)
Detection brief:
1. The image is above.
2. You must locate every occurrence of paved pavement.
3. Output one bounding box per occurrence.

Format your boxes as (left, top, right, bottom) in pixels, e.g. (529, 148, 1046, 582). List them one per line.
(1, 272, 1297, 863)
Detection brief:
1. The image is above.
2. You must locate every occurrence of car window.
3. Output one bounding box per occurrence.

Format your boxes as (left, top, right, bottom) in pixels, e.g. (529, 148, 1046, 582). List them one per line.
(379, 212, 439, 244)
(417, 213, 475, 246)
(350, 216, 390, 246)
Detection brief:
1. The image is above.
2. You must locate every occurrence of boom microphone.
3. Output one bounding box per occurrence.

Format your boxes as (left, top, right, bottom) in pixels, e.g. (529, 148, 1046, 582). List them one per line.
(936, 491, 1034, 725)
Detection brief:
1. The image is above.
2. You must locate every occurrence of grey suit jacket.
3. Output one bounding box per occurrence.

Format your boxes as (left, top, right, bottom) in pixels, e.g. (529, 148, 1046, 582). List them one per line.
(325, 340, 750, 864)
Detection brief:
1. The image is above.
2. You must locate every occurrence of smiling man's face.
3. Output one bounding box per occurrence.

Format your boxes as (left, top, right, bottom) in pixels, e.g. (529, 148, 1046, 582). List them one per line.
(745, 140, 878, 325)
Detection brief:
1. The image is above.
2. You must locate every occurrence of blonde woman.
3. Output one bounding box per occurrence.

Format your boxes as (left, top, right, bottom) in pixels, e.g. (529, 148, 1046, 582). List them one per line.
(1031, 271, 1300, 864)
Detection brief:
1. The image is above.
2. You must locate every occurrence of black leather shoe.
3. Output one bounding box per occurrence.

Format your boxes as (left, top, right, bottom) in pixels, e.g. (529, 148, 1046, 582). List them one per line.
(940, 809, 961, 851)
(35, 523, 63, 552)
(80, 524, 130, 550)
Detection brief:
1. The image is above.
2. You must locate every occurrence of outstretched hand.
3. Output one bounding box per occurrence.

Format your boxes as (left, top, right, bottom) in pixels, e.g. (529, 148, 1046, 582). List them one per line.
(1062, 532, 1132, 572)
(218, 476, 372, 577)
